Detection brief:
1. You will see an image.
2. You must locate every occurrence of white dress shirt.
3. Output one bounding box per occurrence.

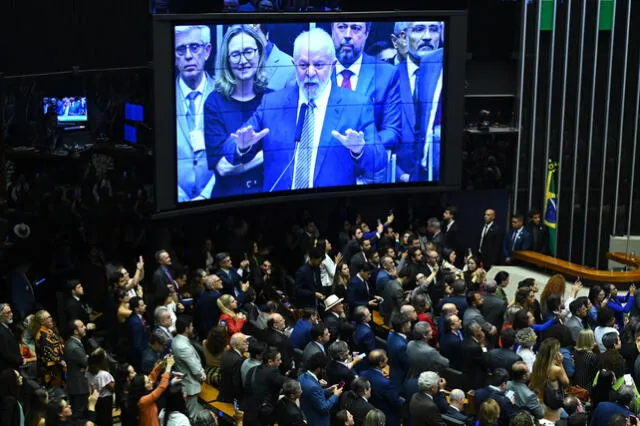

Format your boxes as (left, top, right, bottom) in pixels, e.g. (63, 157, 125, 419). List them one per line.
(178, 75, 208, 149)
(335, 54, 364, 90)
(406, 59, 419, 95)
(293, 80, 332, 188)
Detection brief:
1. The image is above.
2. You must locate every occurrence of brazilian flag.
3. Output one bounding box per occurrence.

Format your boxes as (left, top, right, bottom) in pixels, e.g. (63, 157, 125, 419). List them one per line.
(544, 161, 558, 256)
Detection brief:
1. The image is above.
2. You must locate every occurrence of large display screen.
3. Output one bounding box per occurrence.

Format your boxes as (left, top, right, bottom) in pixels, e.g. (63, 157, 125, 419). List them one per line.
(173, 19, 446, 203)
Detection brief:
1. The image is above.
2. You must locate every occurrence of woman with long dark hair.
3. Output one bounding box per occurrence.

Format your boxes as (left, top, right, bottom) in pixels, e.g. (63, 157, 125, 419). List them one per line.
(158, 384, 190, 426)
(86, 348, 115, 426)
(0, 369, 25, 426)
(128, 355, 175, 426)
(203, 325, 228, 386)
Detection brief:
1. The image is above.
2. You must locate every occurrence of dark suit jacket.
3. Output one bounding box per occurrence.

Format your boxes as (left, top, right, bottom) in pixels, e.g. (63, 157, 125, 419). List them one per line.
(275, 397, 308, 426)
(0, 325, 22, 371)
(294, 263, 322, 309)
(590, 402, 633, 426)
(346, 275, 374, 312)
(265, 328, 293, 374)
(217, 268, 243, 296)
(323, 312, 354, 343)
(349, 251, 367, 278)
(340, 391, 376, 426)
(445, 405, 469, 423)
(151, 266, 171, 300)
(126, 314, 149, 371)
(430, 232, 446, 253)
(415, 48, 444, 181)
(387, 332, 409, 392)
(334, 54, 401, 151)
(526, 222, 550, 254)
(219, 349, 245, 403)
(482, 294, 507, 331)
(474, 386, 519, 426)
(439, 331, 465, 371)
(409, 392, 446, 426)
(222, 84, 384, 192)
(477, 222, 504, 269)
(460, 338, 489, 391)
(64, 337, 88, 395)
(393, 58, 419, 180)
(503, 227, 533, 259)
(487, 348, 522, 372)
(360, 368, 404, 426)
(65, 297, 90, 327)
(195, 289, 221, 337)
(326, 360, 357, 391)
(444, 221, 461, 253)
(353, 323, 375, 354)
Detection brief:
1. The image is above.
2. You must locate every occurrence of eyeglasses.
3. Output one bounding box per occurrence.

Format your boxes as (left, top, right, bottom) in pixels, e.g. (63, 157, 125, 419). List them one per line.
(295, 62, 331, 71)
(175, 43, 205, 56)
(229, 47, 258, 64)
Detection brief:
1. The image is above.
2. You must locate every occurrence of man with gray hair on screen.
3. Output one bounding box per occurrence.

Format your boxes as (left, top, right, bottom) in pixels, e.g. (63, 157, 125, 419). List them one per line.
(222, 27, 384, 192)
(409, 371, 447, 426)
(175, 25, 216, 202)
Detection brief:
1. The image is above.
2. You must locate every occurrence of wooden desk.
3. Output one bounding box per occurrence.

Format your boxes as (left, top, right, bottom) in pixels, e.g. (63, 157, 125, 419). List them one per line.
(606, 252, 640, 268)
(513, 250, 640, 283)
(372, 310, 391, 332)
(199, 383, 219, 403)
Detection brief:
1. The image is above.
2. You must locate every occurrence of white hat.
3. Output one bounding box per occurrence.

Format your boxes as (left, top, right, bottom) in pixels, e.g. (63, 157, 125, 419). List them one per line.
(13, 223, 31, 239)
(324, 294, 344, 311)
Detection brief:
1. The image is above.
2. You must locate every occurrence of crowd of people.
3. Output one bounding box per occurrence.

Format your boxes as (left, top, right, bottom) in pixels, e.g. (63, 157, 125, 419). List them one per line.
(2, 197, 640, 426)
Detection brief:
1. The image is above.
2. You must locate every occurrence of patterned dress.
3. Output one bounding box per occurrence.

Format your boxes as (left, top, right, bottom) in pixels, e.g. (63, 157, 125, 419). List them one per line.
(35, 327, 65, 387)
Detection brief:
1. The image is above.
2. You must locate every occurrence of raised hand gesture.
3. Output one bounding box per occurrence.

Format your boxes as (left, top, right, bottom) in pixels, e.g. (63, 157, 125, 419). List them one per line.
(331, 129, 365, 154)
(231, 125, 270, 150)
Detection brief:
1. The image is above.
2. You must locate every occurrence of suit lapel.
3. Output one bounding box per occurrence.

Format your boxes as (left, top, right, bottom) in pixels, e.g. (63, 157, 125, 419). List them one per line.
(314, 88, 342, 183)
(176, 80, 191, 144)
(355, 55, 375, 98)
(272, 87, 299, 190)
(398, 61, 416, 129)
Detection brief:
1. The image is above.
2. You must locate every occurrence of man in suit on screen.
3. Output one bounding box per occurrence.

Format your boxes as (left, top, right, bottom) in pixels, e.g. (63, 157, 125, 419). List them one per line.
(392, 21, 444, 182)
(330, 21, 401, 183)
(253, 24, 297, 91)
(222, 28, 385, 192)
(415, 39, 444, 182)
(175, 25, 216, 202)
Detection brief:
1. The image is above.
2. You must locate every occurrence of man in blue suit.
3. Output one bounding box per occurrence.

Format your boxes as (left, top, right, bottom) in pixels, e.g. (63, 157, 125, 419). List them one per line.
(474, 368, 519, 426)
(415, 46, 444, 182)
(590, 386, 635, 426)
(175, 25, 216, 202)
(126, 297, 149, 371)
(503, 213, 533, 265)
(298, 352, 343, 426)
(352, 306, 376, 355)
(222, 28, 385, 192)
(360, 349, 405, 426)
(330, 21, 401, 183)
(346, 262, 381, 314)
(194, 274, 222, 338)
(387, 314, 411, 395)
(392, 21, 444, 182)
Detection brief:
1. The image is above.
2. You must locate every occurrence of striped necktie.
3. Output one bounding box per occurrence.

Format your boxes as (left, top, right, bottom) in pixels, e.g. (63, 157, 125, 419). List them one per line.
(293, 100, 315, 189)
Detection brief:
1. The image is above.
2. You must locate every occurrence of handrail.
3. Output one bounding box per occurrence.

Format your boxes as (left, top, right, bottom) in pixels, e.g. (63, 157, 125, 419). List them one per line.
(513, 250, 640, 283)
(605, 252, 640, 268)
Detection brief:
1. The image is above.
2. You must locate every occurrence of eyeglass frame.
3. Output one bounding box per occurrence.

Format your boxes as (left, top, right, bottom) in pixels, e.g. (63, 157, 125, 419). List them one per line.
(175, 42, 207, 56)
(228, 47, 259, 64)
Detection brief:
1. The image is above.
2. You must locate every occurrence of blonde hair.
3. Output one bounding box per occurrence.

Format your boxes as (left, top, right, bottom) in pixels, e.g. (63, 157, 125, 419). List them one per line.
(575, 329, 596, 352)
(29, 310, 50, 336)
(215, 24, 267, 100)
(478, 399, 500, 426)
(529, 337, 561, 393)
(217, 294, 237, 320)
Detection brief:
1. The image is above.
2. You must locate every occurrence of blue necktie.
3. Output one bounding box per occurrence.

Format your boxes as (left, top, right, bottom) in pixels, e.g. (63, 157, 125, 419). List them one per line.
(186, 91, 200, 131)
(293, 100, 316, 189)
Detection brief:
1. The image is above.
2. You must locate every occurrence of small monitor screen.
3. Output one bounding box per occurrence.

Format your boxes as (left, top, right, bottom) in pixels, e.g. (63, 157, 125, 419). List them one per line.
(124, 124, 138, 143)
(125, 103, 144, 122)
(173, 20, 445, 203)
(43, 96, 88, 124)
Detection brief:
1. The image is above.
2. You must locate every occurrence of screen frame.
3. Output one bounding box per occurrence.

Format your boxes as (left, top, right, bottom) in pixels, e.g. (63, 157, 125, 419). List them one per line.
(153, 10, 467, 216)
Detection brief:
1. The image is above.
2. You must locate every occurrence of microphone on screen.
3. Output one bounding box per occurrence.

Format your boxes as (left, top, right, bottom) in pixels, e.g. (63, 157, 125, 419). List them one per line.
(269, 103, 309, 193)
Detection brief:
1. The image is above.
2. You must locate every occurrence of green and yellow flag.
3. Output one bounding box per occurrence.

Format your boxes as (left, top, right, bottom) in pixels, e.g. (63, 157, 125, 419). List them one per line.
(544, 161, 558, 256)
